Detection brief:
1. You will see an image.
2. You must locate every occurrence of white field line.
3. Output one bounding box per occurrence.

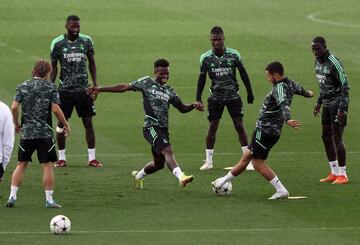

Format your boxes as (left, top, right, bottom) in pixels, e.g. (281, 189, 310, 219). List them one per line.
(56, 151, 360, 157)
(9, 151, 360, 159)
(11, 150, 359, 159)
(1, 226, 360, 235)
(10, 151, 359, 157)
(307, 11, 360, 28)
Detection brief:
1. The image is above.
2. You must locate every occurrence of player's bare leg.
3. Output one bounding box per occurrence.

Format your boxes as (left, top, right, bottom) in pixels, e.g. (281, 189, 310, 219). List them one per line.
(332, 124, 348, 184)
(251, 159, 276, 181)
(206, 119, 219, 149)
(212, 150, 252, 188)
(56, 124, 66, 150)
(232, 116, 254, 170)
(140, 151, 165, 175)
(231, 149, 252, 176)
(333, 125, 346, 167)
(161, 145, 193, 187)
(320, 125, 339, 182)
(251, 159, 289, 199)
(55, 122, 67, 167)
(42, 163, 55, 190)
(10, 162, 27, 188)
(82, 117, 95, 149)
(6, 162, 27, 207)
(42, 163, 61, 208)
(200, 119, 219, 170)
(132, 154, 165, 189)
(321, 125, 337, 163)
(232, 117, 248, 147)
(212, 154, 288, 199)
(82, 117, 102, 167)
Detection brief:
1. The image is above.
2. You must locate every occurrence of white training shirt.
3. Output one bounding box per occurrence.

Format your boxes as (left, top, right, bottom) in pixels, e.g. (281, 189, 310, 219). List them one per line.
(0, 101, 14, 169)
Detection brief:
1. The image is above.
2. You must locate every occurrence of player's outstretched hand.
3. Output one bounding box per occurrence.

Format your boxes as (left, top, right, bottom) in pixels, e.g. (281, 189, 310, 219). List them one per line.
(313, 104, 321, 117)
(287, 119, 301, 130)
(247, 93, 254, 104)
(308, 90, 314, 97)
(193, 101, 204, 111)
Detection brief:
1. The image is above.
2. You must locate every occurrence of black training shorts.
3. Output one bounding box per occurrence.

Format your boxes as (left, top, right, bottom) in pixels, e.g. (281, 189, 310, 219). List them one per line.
(18, 138, 57, 163)
(207, 97, 243, 121)
(248, 130, 280, 160)
(143, 126, 171, 154)
(322, 104, 347, 126)
(59, 90, 96, 118)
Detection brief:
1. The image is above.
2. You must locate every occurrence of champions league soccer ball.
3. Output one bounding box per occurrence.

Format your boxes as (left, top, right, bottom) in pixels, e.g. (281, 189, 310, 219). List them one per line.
(50, 215, 71, 235)
(212, 181, 232, 195)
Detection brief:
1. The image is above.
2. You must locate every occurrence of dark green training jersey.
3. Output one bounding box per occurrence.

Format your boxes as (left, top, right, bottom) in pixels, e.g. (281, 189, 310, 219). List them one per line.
(14, 79, 60, 139)
(200, 47, 250, 101)
(256, 78, 311, 136)
(314, 51, 349, 111)
(50, 33, 95, 92)
(129, 76, 183, 128)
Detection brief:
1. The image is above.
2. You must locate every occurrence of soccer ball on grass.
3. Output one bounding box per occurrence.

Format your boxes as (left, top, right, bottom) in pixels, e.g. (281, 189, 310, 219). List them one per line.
(212, 181, 232, 195)
(50, 215, 71, 235)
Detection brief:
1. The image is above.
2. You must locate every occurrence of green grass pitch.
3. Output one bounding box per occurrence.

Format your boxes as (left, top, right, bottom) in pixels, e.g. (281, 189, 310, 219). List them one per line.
(0, 0, 359, 244)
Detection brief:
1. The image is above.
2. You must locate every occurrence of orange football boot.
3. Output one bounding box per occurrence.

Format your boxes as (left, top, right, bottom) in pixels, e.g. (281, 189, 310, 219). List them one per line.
(332, 175, 349, 184)
(319, 173, 337, 183)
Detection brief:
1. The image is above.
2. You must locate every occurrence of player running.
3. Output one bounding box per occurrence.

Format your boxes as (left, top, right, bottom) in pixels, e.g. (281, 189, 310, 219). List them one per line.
(87, 59, 203, 188)
(212, 61, 313, 199)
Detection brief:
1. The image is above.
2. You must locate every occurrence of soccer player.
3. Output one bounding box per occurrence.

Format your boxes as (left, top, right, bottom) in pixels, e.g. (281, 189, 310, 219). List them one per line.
(311, 36, 350, 184)
(50, 15, 102, 167)
(196, 26, 255, 171)
(86, 59, 203, 188)
(6, 60, 70, 208)
(212, 61, 313, 199)
(0, 101, 15, 181)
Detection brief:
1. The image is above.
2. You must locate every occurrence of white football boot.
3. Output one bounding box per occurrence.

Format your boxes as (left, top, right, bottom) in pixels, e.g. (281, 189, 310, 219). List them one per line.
(268, 190, 289, 200)
(200, 160, 213, 171)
